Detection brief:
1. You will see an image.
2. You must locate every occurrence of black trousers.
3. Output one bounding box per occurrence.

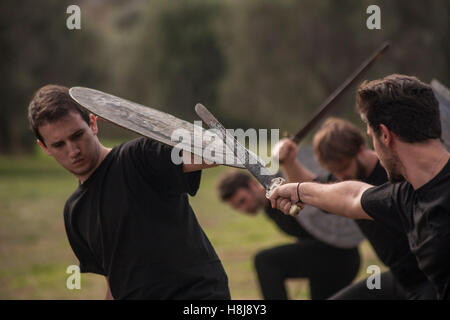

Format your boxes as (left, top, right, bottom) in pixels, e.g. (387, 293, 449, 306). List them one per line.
(329, 270, 437, 300)
(254, 239, 360, 300)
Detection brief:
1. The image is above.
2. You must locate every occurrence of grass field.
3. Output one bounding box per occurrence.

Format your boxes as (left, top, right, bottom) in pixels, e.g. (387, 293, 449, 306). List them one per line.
(0, 139, 384, 300)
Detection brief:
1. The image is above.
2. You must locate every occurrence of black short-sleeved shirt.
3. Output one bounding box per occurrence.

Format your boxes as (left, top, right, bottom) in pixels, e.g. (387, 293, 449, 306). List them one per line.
(317, 161, 430, 292)
(362, 159, 450, 299)
(64, 138, 230, 299)
(264, 203, 315, 240)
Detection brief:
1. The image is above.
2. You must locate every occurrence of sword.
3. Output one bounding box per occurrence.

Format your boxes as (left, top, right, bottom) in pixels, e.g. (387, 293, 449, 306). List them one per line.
(195, 103, 301, 216)
(291, 41, 390, 144)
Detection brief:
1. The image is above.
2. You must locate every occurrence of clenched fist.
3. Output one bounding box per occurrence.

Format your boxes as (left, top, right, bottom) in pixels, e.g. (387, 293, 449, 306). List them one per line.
(268, 182, 306, 215)
(271, 138, 298, 164)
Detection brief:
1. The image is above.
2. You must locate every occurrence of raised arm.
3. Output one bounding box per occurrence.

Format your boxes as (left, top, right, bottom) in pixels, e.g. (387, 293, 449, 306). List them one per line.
(272, 139, 316, 183)
(268, 181, 374, 220)
(182, 151, 219, 172)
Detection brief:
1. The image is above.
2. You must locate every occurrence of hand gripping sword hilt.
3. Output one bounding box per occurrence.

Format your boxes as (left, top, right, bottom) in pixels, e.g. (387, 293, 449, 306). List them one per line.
(265, 177, 302, 216)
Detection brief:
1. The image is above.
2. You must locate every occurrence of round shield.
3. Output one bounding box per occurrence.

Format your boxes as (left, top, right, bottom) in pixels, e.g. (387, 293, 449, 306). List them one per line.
(69, 87, 249, 168)
(295, 205, 365, 248)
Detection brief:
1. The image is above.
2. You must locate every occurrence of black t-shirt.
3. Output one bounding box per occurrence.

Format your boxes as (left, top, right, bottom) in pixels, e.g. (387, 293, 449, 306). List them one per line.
(64, 138, 229, 299)
(263, 203, 315, 240)
(317, 161, 429, 291)
(362, 159, 450, 299)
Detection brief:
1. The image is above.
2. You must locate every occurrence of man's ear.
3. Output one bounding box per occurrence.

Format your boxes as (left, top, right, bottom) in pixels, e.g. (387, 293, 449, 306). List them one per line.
(379, 124, 393, 146)
(37, 139, 51, 156)
(89, 114, 99, 135)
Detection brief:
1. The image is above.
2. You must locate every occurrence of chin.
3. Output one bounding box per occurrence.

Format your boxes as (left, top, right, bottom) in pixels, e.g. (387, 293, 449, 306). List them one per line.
(70, 162, 93, 177)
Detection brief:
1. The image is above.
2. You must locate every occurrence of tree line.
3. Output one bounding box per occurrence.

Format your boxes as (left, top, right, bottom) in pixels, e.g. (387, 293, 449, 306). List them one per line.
(1, 0, 448, 154)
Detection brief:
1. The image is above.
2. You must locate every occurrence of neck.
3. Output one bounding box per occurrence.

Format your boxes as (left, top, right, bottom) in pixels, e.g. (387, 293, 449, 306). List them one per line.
(359, 148, 379, 178)
(78, 144, 111, 184)
(396, 139, 449, 189)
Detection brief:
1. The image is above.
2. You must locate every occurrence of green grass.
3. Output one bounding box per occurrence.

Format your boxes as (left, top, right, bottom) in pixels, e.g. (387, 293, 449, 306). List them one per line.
(0, 141, 384, 299)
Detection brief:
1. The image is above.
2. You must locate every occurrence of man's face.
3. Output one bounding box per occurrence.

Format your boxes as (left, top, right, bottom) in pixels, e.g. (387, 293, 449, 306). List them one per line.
(366, 123, 405, 183)
(228, 187, 261, 215)
(38, 112, 101, 179)
(328, 157, 366, 182)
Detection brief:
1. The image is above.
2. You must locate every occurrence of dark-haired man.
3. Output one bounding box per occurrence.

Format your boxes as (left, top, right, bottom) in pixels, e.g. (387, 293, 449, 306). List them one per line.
(28, 84, 230, 299)
(275, 117, 436, 299)
(217, 170, 360, 300)
(269, 74, 450, 299)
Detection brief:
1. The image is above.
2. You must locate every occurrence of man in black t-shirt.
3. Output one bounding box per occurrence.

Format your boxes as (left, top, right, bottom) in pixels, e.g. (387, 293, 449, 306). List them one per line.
(217, 170, 360, 300)
(269, 75, 450, 299)
(28, 84, 230, 299)
(274, 118, 436, 299)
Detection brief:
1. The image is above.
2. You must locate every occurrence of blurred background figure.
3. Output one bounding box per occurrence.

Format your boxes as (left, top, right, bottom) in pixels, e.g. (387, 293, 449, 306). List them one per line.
(217, 170, 360, 300)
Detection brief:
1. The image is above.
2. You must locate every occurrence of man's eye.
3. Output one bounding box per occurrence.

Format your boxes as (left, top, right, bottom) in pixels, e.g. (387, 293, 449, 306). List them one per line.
(53, 143, 64, 148)
(74, 132, 83, 139)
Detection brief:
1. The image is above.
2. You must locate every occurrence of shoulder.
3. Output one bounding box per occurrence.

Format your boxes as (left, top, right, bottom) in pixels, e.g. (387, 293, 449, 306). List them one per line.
(362, 181, 409, 204)
(361, 181, 411, 220)
(119, 137, 164, 154)
(115, 137, 174, 165)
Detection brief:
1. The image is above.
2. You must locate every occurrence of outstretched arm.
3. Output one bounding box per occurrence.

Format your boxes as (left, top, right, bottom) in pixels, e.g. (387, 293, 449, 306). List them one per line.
(268, 181, 374, 220)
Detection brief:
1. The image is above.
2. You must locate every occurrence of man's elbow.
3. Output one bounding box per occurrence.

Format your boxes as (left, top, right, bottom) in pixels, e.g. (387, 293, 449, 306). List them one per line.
(348, 188, 373, 220)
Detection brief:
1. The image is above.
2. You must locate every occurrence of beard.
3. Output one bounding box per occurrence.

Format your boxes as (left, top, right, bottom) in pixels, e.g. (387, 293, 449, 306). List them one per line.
(378, 146, 405, 183)
(386, 166, 405, 183)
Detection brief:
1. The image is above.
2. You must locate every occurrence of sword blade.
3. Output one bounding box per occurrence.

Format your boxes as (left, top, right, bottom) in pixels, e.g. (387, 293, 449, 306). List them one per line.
(195, 103, 275, 188)
(291, 41, 390, 144)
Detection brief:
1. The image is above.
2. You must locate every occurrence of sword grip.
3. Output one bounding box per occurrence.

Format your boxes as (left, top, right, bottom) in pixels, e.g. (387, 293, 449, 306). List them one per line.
(265, 177, 302, 216)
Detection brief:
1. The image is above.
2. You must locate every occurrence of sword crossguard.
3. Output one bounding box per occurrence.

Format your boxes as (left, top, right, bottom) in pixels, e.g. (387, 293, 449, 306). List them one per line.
(265, 177, 302, 216)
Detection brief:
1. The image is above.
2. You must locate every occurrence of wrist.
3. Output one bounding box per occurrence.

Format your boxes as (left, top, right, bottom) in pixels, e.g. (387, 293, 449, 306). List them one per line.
(296, 182, 304, 204)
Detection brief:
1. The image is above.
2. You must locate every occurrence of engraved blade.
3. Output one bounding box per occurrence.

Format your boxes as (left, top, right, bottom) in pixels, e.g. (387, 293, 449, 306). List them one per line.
(195, 103, 275, 188)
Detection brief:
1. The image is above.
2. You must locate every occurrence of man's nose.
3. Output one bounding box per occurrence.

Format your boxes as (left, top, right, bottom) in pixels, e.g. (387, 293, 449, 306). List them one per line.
(67, 141, 80, 157)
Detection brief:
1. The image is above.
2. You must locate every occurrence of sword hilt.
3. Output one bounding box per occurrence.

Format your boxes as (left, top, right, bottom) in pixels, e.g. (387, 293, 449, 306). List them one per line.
(265, 177, 302, 216)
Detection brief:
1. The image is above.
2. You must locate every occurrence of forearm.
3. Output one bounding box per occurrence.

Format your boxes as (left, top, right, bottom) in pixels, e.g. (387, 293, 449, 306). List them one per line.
(299, 181, 373, 220)
(281, 159, 316, 183)
(183, 162, 218, 172)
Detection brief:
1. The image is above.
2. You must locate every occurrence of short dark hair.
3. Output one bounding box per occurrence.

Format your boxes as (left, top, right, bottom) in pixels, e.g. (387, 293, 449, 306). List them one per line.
(28, 84, 90, 146)
(217, 170, 252, 201)
(356, 74, 441, 143)
(313, 117, 365, 169)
